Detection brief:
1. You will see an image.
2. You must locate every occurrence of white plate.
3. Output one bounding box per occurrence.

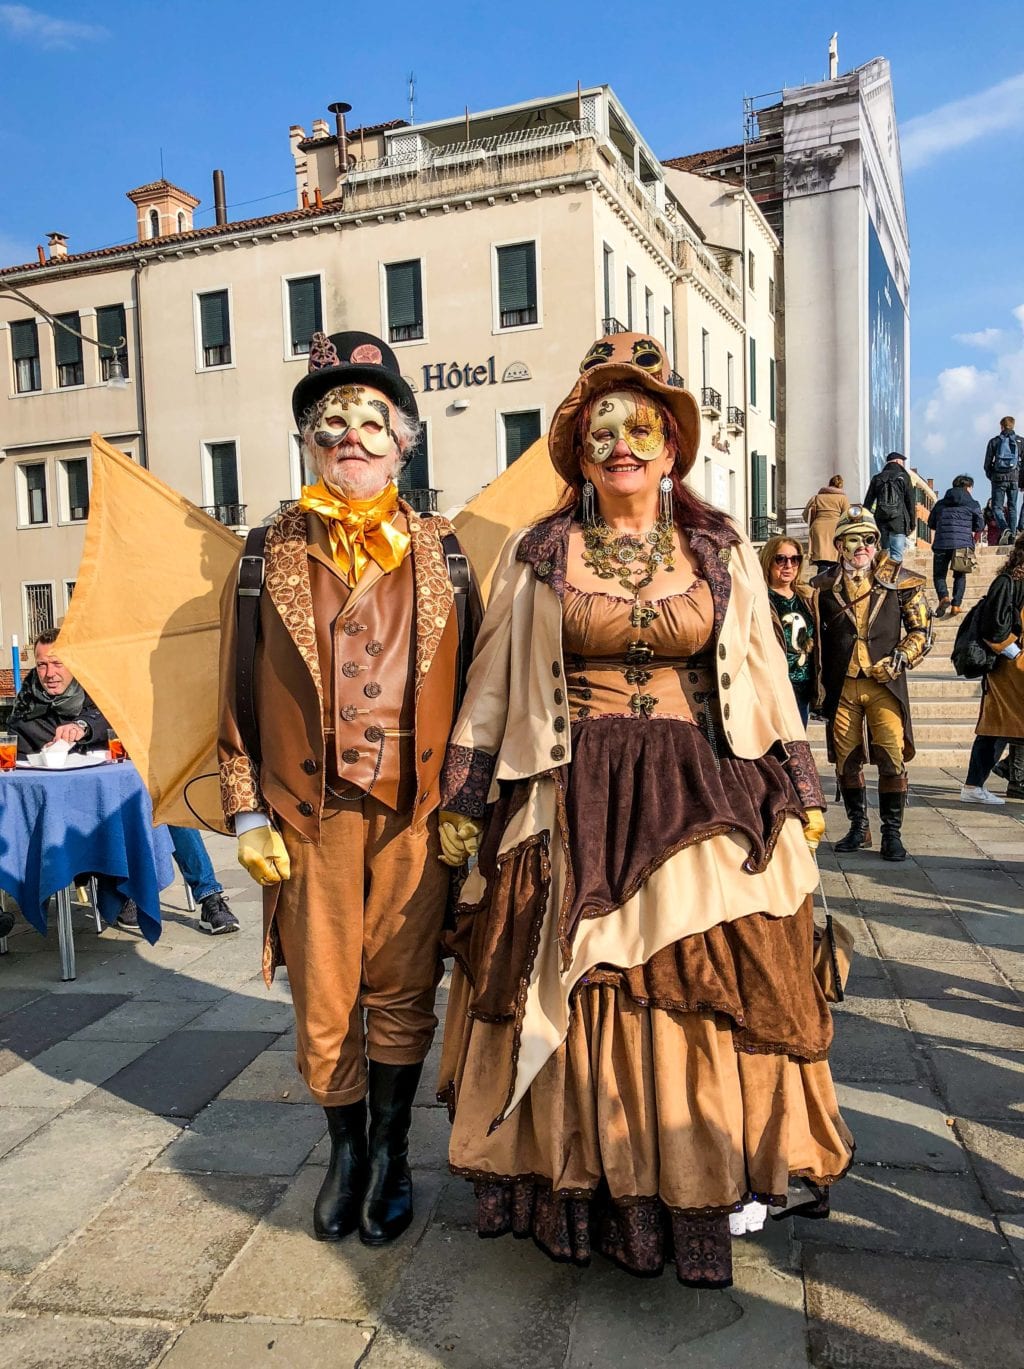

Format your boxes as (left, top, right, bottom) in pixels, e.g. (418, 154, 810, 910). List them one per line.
(17, 752, 110, 771)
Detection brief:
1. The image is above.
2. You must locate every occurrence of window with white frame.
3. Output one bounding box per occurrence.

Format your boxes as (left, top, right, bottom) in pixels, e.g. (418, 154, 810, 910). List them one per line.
(203, 440, 241, 521)
(17, 462, 49, 526)
(501, 409, 541, 467)
(398, 422, 432, 509)
(769, 357, 777, 422)
(603, 244, 614, 321)
(197, 290, 232, 367)
(287, 275, 323, 355)
(59, 457, 90, 522)
(54, 313, 84, 387)
(701, 329, 711, 388)
(768, 276, 776, 316)
(10, 319, 41, 393)
(727, 353, 735, 408)
(747, 250, 756, 291)
(288, 433, 318, 499)
(749, 336, 758, 407)
(626, 269, 636, 330)
(24, 582, 54, 640)
(663, 306, 671, 357)
(96, 304, 129, 380)
(644, 287, 653, 334)
(385, 260, 424, 343)
(64, 580, 77, 610)
(496, 242, 538, 329)
(148, 208, 160, 239)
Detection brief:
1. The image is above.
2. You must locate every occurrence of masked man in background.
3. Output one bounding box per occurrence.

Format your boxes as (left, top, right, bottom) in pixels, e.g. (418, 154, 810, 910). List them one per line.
(811, 505, 932, 862)
(218, 331, 477, 1248)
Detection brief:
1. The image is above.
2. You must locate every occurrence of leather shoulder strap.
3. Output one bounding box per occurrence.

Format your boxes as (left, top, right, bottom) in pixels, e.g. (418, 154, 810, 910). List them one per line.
(235, 524, 269, 768)
(440, 530, 474, 707)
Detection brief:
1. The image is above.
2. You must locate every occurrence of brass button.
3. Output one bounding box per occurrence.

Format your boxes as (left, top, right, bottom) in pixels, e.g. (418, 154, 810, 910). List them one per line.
(366, 640, 383, 656)
(721, 672, 731, 689)
(723, 703, 731, 720)
(364, 726, 384, 743)
(421, 747, 433, 762)
(688, 672, 699, 684)
(553, 688, 564, 705)
(343, 621, 367, 635)
(342, 662, 361, 678)
(536, 559, 552, 579)
(342, 748, 360, 764)
(340, 705, 358, 721)
(553, 716, 566, 733)
(302, 758, 317, 774)
(550, 744, 566, 761)
(364, 681, 382, 698)
(552, 661, 561, 678)
(718, 643, 726, 660)
(298, 800, 314, 816)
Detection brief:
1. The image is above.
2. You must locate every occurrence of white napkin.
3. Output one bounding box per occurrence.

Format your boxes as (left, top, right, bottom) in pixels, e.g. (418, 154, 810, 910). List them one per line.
(40, 738, 73, 769)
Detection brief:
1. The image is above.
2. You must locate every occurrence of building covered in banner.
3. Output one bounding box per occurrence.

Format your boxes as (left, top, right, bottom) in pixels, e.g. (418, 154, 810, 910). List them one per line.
(665, 46, 910, 512)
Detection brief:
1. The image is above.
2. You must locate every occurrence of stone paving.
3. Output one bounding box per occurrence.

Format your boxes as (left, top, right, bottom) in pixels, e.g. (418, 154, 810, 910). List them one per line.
(0, 766, 1022, 1367)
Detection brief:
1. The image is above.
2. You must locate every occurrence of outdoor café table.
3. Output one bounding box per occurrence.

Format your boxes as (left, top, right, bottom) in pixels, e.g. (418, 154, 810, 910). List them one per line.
(0, 759, 173, 980)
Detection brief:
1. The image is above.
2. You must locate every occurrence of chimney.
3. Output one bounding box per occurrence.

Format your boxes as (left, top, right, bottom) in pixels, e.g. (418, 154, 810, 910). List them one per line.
(213, 169, 227, 226)
(311, 118, 330, 139)
(828, 32, 839, 80)
(328, 101, 352, 176)
(46, 231, 68, 260)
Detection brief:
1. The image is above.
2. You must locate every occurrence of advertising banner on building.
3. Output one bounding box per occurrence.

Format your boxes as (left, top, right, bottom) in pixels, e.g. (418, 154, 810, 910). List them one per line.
(868, 224, 906, 476)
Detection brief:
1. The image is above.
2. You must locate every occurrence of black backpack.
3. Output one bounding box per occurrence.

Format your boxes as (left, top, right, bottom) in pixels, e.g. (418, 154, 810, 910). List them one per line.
(950, 597, 997, 679)
(874, 471, 905, 520)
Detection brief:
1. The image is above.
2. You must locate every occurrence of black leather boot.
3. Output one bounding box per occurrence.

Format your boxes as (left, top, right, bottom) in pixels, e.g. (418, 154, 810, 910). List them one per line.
(1005, 743, 1024, 799)
(360, 1061, 422, 1247)
(313, 1100, 368, 1242)
(834, 787, 871, 852)
(879, 789, 908, 862)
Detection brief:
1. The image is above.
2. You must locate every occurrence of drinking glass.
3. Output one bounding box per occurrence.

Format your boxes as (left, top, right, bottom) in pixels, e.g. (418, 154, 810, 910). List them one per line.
(0, 733, 16, 773)
(107, 730, 127, 763)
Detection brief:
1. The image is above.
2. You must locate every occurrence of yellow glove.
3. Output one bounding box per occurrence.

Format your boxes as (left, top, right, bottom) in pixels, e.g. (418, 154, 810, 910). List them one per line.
(237, 826, 291, 885)
(438, 808, 483, 868)
(867, 658, 893, 683)
(802, 807, 826, 852)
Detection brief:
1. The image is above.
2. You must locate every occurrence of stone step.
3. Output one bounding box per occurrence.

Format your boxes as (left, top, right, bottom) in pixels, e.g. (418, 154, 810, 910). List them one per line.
(810, 742, 971, 769)
(908, 676, 981, 698)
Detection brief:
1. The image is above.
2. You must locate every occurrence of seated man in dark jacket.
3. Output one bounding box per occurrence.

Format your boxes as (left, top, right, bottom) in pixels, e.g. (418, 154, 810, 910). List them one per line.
(9, 629, 110, 756)
(927, 475, 984, 616)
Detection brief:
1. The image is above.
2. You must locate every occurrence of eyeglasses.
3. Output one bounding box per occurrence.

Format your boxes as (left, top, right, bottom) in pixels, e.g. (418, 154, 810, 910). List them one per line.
(773, 554, 802, 566)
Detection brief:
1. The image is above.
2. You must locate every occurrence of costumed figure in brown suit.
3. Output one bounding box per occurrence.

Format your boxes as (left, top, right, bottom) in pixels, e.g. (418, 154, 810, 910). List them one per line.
(810, 505, 932, 861)
(218, 331, 478, 1246)
(433, 332, 852, 1290)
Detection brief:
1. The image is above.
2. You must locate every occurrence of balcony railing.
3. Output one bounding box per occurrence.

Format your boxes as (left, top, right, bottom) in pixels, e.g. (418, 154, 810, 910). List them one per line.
(202, 502, 247, 527)
(701, 387, 722, 415)
(667, 369, 686, 389)
(726, 405, 745, 430)
(389, 322, 424, 343)
(749, 515, 783, 543)
(401, 486, 440, 513)
(499, 306, 537, 329)
(602, 316, 627, 335)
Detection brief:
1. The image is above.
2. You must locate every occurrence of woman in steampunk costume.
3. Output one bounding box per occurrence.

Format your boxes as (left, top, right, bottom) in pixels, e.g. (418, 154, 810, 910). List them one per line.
(435, 332, 852, 1289)
(810, 505, 932, 861)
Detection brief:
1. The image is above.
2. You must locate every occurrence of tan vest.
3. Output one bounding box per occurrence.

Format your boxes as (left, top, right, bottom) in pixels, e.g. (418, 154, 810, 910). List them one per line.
(842, 573, 874, 676)
(308, 538, 416, 812)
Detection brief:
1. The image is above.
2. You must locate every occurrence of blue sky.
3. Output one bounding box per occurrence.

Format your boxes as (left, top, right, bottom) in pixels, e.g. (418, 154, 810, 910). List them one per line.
(1, 0, 1022, 493)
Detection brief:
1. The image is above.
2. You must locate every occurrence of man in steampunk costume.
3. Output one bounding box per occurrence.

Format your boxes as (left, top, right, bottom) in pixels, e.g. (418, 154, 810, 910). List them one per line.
(811, 504, 932, 861)
(219, 330, 477, 1246)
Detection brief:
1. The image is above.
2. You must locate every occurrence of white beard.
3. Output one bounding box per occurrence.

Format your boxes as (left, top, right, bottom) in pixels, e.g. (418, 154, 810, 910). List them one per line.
(312, 444, 400, 500)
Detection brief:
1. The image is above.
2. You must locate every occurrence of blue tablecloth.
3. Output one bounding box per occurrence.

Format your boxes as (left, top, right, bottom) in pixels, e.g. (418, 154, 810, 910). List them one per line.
(0, 761, 173, 945)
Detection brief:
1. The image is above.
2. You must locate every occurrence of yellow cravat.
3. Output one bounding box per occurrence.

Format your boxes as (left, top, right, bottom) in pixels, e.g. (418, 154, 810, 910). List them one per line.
(298, 480, 410, 587)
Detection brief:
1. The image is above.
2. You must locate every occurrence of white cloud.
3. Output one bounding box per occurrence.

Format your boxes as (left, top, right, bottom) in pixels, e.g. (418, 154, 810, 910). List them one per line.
(901, 71, 1024, 173)
(0, 5, 106, 49)
(953, 328, 1005, 350)
(913, 306, 1024, 489)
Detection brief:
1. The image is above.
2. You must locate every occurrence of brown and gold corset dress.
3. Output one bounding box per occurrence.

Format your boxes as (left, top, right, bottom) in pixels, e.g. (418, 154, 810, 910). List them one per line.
(440, 573, 853, 1289)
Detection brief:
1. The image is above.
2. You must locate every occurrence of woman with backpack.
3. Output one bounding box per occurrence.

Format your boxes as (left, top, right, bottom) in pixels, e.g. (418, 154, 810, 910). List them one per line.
(960, 532, 1024, 804)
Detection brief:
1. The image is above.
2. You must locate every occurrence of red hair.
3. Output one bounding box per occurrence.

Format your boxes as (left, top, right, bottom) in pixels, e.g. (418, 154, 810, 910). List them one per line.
(554, 385, 731, 537)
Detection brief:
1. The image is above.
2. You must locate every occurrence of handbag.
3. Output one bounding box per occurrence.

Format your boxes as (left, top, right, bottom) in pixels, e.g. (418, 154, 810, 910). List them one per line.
(951, 546, 979, 574)
(811, 876, 854, 1003)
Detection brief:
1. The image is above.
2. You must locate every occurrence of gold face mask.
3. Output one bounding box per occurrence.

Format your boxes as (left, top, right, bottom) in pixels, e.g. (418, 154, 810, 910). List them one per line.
(585, 391, 667, 464)
(313, 386, 396, 458)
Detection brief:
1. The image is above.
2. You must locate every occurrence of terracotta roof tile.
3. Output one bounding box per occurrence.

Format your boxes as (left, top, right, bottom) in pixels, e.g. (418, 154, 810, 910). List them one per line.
(663, 144, 745, 173)
(298, 118, 408, 151)
(126, 179, 200, 203)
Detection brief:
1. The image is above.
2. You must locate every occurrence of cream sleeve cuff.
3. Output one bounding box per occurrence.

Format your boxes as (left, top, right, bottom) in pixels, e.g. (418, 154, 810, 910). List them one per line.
(234, 810, 271, 834)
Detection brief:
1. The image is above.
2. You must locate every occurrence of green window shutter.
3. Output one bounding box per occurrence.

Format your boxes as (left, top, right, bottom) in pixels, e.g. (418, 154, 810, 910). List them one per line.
(386, 261, 422, 330)
(399, 426, 430, 492)
(200, 291, 230, 348)
(504, 410, 541, 465)
(751, 450, 768, 518)
(54, 314, 83, 366)
(96, 304, 126, 354)
(66, 459, 90, 518)
(497, 243, 536, 315)
(749, 336, 757, 408)
(288, 277, 322, 352)
(10, 319, 38, 359)
(209, 442, 239, 505)
(769, 357, 777, 421)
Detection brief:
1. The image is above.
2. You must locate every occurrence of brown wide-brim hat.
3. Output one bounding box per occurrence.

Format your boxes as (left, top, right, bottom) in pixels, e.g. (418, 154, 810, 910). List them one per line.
(547, 331, 701, 483)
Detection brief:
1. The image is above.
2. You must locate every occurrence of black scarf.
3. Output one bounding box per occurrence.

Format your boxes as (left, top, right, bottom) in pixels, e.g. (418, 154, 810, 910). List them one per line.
(10, 672, 86, 725)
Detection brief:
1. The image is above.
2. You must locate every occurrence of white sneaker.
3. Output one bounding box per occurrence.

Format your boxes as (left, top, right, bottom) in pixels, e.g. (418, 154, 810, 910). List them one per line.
(729, 1200, 768, 1236)
(960, 785, 1006, 805)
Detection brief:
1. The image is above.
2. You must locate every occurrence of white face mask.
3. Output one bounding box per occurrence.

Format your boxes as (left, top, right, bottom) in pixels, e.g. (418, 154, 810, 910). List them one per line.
(313, 386, 396, 458)
(585, 391, 667, 465)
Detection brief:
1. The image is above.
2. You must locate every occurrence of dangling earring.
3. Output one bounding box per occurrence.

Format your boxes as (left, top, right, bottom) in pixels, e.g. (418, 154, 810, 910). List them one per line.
(658, 475, 674, 526)
(582, 479, 596, 527)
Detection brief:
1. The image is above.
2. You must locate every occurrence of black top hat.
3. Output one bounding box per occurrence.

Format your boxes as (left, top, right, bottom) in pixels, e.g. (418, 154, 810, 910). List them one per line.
(291, 330, 418, 427)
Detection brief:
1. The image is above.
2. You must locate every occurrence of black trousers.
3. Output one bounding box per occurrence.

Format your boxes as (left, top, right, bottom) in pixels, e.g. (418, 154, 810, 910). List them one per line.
(932, 549, 966, 607)
(966, 735, 1007, 787)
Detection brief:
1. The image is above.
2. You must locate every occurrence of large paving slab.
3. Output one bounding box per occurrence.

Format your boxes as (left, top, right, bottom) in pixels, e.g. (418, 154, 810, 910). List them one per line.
(0, 1106, 55, 1160)
(904, 997, 1024, 1050)
(16, 1169, 284, 1318)
(70, 996, 209, 1040)
(154, 1098, 325, 1176)
(0, 991, 128, 1075)
(867, 914, 987, 961)
(181, 990, 294, 1033)
(956, 1120, 1024, 1212)
(79, 1027, 277, 1117)
(206, 1164, 441, 1320)
(0, 1314, 171, 1369)
(885, 958, 1020, 1002)
(805, 1250, 1024, 1368)
(921, 1043, 1024, 1121)
(0, 1037, 154, 1110)
(0, 1107, 179, 1273)
(828, 1014, 925, 1083)
(160, 1321, 372, 1367)
(835, 1082, 966, 1171)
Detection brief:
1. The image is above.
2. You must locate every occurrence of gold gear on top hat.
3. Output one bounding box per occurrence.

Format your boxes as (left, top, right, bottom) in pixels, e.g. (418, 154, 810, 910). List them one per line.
(547, 332, 701, 484)
(833, 504, 881, 545)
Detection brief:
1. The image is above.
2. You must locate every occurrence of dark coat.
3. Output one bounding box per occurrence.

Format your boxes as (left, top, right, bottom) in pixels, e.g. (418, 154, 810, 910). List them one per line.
(809, 559, 931, 766)
(984, 431, 1023, 482)
(977, 572, 1024, 740)
(928, 487, 984, 551)
(864, 462, 916, 534)
(10, 686, 111, 758)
